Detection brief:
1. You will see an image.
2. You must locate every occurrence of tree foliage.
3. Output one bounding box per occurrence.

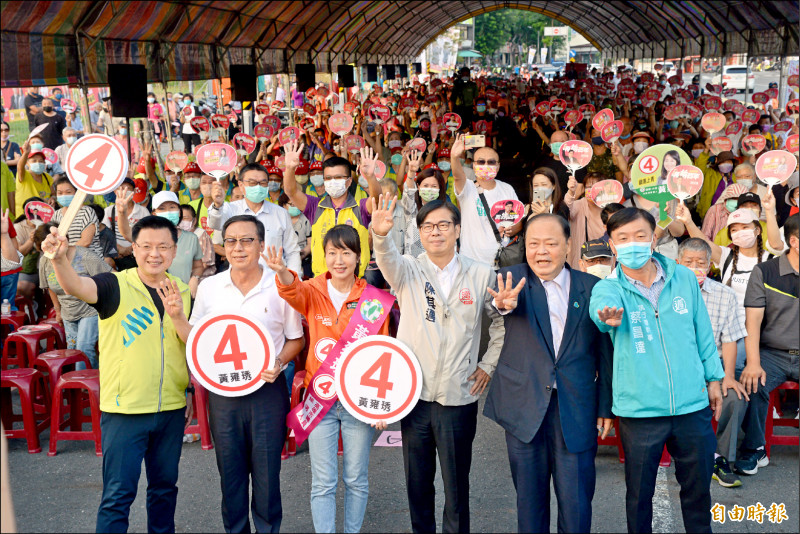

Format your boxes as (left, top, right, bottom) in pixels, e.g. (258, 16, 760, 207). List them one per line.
(474, 10, 565, 64)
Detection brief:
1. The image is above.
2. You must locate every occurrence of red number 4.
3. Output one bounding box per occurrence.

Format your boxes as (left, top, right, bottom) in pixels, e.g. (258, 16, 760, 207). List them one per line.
(74, 143, 111, 188)
(360, 352, 394, 399)
(214, 324, 248, 370)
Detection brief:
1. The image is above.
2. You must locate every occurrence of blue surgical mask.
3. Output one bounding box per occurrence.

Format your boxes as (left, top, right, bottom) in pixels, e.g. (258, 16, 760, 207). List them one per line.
(591, 136, 604, 146)
(438, 161, 451, 172)
(613, 240, 653, 270)
(390, 153, 403, 166)
(267, 181, 281, 192)
(29, 162, 46, 174)
(183, 99, 191, 106)
(668, 120, 679, 130)
(157, 211, 180, 225)
(119, 128, 127, 136)
(56, 194, 74, 207)
(288, 206, 302, 217)
(31, 142, 44, 151)
(725, 199, 738, 213)
(476, 105, 486, 112)
(550, 141, 564, 154)
(245, 185, 269, 203)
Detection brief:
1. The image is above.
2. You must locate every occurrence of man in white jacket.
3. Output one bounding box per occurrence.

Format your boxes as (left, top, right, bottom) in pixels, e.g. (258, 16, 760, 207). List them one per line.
(371, 193, 504, 533)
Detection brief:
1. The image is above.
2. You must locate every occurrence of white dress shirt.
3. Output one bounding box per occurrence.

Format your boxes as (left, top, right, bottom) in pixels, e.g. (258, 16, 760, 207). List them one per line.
(190, 260, 303, 358)
(542, 266, 571, 359)
(431, 254, 460, 298)
(207, 199, 302, 275)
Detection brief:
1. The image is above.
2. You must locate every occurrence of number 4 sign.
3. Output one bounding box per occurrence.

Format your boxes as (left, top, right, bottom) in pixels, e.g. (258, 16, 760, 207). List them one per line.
(187, 312, 276, 397)
(335, 336, 422, 425)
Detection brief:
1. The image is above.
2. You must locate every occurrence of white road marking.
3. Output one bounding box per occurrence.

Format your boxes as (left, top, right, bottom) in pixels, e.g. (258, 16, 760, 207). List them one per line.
(653, 466, 675, 533)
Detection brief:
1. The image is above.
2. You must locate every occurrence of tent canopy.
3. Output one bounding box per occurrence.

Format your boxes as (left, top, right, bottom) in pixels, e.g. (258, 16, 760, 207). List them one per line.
(1, 1, 797, 87)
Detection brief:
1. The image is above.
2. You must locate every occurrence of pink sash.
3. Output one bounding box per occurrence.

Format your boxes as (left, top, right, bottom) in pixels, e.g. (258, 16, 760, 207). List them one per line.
(287, 285, 395, 445)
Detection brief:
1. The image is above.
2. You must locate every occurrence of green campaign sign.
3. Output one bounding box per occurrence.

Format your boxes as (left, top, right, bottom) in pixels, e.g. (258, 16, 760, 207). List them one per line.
(630, 144, 692, 226)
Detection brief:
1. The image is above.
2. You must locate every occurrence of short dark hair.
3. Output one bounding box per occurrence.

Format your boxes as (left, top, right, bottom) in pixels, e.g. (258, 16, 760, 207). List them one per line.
(180, 204, 196, 220)
(601, 202, 625, 225)
(131, 215, 178, 244)
(322, 156, 352, 174)
(323, 224, 361, 259)
(606, 207, 656, 237)
(33, 222, 57, 251)
(524, 213, 570, 240)
(88, 203, 104, 223)
(277, 193, 290, 208)
(416, 199, 460, 228)
(53, 176, 76, 191)
(239, 163, 269, 180)
(785, 213, 799, 241)
(222, 214, 265, 242)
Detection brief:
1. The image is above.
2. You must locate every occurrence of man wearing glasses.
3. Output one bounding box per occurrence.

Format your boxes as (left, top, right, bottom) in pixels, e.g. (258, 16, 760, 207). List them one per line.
(162, 214, 304, 533)
(450, 133, 520, 267)
(371, 193, 505, 533)
(282, 140, 383, 277)
(208, 162, 302, 275)
(40, 216, 192, 533)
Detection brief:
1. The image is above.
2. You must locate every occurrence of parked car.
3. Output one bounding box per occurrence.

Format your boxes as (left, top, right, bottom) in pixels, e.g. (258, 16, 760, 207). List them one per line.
(721, 65, 756, 92)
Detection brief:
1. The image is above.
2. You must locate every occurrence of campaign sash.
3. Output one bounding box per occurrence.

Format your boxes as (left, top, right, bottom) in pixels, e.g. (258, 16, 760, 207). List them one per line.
(287, 285, 395, 444)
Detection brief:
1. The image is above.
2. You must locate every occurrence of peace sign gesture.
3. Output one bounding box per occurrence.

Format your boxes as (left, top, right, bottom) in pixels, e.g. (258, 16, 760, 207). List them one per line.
(487, 272, 527, 311)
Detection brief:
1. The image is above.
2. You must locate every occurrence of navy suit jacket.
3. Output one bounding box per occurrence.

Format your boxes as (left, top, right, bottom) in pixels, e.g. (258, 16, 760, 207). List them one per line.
(484, 263, 614, 453)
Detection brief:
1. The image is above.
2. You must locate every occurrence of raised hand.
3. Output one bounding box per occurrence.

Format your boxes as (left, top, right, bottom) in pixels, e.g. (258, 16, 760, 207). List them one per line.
(597, 306, 624, 327)
(284, 139, 305, 169)
(262, 245, 287, 274)
(487, 272, 527, 311)
(369, 192, 396, 237)
(407, 150, 423, 173)
(567, 174, 578, 193)
(450, 133, 466, 160)
(156, 279, 186, 321)
(0, 208, 9, 235)
(115, 189, 133, 217)
(359, 146, 379, 177)
(762, 189, 776, 213)
(674, 202, 692, 225)
(211, 180, 226, 208)
(41, 226, 69, 261)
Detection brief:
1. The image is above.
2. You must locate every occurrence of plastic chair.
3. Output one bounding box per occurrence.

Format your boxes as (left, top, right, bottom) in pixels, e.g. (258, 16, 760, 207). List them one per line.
(33, 349, 90, 396)
(48, 369, 102, 456)
(765, 381, 799, 458)
(184, 377, 213, 450)
(1, 368, 51, 453)
(597, 418, 625, 463)
(1, 311, 26, 341)
(14, 296, 36, 325)
(2, 326, 61, 369)
(37, 318, 66, 348)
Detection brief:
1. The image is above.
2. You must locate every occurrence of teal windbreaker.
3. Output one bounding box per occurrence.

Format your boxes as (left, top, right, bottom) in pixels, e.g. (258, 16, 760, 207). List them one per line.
(589, 253, 724, 418)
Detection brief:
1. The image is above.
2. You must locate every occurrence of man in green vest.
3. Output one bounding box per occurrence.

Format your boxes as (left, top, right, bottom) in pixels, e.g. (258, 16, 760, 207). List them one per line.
(41, 215, 191, 533)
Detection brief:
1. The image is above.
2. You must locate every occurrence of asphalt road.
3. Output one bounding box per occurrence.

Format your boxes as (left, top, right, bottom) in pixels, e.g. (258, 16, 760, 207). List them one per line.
(5, 394, 799, 533)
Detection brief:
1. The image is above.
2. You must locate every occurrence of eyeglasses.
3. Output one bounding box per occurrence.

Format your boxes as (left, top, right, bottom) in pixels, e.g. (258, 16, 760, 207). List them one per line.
(223, 237, 257, 247)
(474, 160, 498, 166)
(324, 174, 350, 181)
(242, 179, 269, 187)
(0, 128, 9, 132)
(134, 243, 174, 253)
(419, 221, 453, 234)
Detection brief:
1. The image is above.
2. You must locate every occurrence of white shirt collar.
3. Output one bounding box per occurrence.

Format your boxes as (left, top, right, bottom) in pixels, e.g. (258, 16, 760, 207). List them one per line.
(240, 199, 272, 216)
(542, 265, 570, 290)
(222, 260, 275, 294)
(431, 254, 460, 276)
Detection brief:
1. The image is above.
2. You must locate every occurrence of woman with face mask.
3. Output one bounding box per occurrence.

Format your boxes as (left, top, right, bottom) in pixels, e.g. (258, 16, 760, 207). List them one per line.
(50, 176, 103, 257)
(179, 203, 216, 281)
(526, 167, 569, 221)
(15, 138, 54, 216)
(400, 151, 448, 258)
(179, 93, 201, 154)
(696, 140, 738, 218)
(700, 183, 749, 242)
(1, 121, 22, 177)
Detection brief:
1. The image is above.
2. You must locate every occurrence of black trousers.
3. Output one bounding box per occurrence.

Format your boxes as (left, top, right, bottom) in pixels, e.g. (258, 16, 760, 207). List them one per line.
(506, 390, 596, 533)
(401, 400, 478, 534)
(619, 407, 716, 534)
(208, 375, 289, 533)
(182, 132, 201, 154)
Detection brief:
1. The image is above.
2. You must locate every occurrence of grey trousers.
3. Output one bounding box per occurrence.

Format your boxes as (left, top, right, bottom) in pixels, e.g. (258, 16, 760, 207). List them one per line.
(714, 389, 748, 460)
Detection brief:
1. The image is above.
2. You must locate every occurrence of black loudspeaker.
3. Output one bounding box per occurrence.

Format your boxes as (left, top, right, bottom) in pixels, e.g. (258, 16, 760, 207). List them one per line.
(338, 65, 355, 87)
(399, 64, 408, 78)
(295, 64, 316, 92)
(107, 64, 147, 117)
(413, 62, 422, 74)
(230, 64, 257, 101)
(366, 64, 378, 82)
(384, 65, 396, 80)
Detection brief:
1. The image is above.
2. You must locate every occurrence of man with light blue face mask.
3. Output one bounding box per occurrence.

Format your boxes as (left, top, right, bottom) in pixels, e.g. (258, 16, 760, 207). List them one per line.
(534, 129, 587, 194)
(207, 163, 302, 275)
(590, 207, 723, 534)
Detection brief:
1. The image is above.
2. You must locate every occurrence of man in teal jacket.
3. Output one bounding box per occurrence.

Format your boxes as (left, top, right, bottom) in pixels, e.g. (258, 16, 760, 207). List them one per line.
(589, 207, 724, 534)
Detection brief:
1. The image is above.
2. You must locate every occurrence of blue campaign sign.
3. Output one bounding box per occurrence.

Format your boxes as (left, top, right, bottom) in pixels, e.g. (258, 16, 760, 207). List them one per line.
(569, 50, 576, 58)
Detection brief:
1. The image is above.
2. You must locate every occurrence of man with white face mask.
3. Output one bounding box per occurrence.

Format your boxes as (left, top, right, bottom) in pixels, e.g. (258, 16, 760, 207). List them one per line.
(451, 133, 519, 266)
(54, 127, 78, 166)
(630, 131, 652, 156)
(579, 239, 615, 278)
(282, 140, 382, 277)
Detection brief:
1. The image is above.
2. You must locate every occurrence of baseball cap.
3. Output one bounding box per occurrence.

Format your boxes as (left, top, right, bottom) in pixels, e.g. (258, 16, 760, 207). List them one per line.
(28, 150, 45, 160)
(151, 191, 180, 211)
(266, 165, 282, 177)
(183, 161, 201, 174)
(727, 208, 758, 226)
(295, 161, 309, 175)
(423, 163, 440, 171)
(736, 191, 761, 208)
(437, 148, 451, 159)
(581, 239, 613, 259)
(132, 178, 148, 203)
(310, 161, 323, 171)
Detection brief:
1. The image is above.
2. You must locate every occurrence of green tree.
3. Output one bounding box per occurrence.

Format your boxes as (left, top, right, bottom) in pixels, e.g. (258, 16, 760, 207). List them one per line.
(474, 10, 564, 65)
(474, 11, 510, 59)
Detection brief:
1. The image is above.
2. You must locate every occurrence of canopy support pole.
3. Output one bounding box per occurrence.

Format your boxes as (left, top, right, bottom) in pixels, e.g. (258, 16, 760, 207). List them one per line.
(157, 42, 175, 151)
(778, 26, 790, 110)
(745, 31, 753, 107)
(698, 36, 706, 97)
(74, 30, 94, 141)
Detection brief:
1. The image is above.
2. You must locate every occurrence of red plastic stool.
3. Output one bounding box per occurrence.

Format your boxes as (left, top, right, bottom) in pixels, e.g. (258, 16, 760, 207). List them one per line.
(2, 326, 61, 369)
(1, 368, 51, 453)
(597, 418, 625, 463)
(37, 319, 66, 348)
(48, 369, 102, 457)
(1, 311, 26, 341)
(765, 381, 799, 458)
(14, 296, 36, 324)
(184, 377, 213, 450)
(33, 350, 90, 395)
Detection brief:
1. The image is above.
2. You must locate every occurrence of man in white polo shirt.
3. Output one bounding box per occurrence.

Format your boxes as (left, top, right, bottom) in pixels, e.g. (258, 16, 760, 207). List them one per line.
(161, 214, 304, 533)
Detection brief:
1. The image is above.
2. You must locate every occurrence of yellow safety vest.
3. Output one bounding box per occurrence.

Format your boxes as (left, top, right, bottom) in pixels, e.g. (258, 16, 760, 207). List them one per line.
(98, 269, 191, 414)
(310, 194, 370, 277)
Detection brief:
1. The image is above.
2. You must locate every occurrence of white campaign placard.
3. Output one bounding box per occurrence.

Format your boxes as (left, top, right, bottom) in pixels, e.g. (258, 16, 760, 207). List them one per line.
(64, 134, 128, 195)
(335, 335, 422, 425)
(186, 312, 276, 397)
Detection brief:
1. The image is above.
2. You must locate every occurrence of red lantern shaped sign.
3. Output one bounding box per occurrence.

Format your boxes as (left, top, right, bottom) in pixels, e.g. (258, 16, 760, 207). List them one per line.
(328, 113, 355, 137)
(443, 112, 462, 132)
(277, 127, 302, 147)
(190, 116, 210, 133)
(233, 133, 256, 154)
(344, 134, 366, 154)
(254, 124, 275, 141)
(302, 103, 317, 116)
(741, 134, 766, 156)
(210, 114, 230, 130)
(710, 136, 732, 156)
(741, 109, 760, 125)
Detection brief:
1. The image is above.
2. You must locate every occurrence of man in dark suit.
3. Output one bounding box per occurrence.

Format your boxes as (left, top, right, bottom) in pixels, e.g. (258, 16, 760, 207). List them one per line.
(484, 213, 614, 533)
